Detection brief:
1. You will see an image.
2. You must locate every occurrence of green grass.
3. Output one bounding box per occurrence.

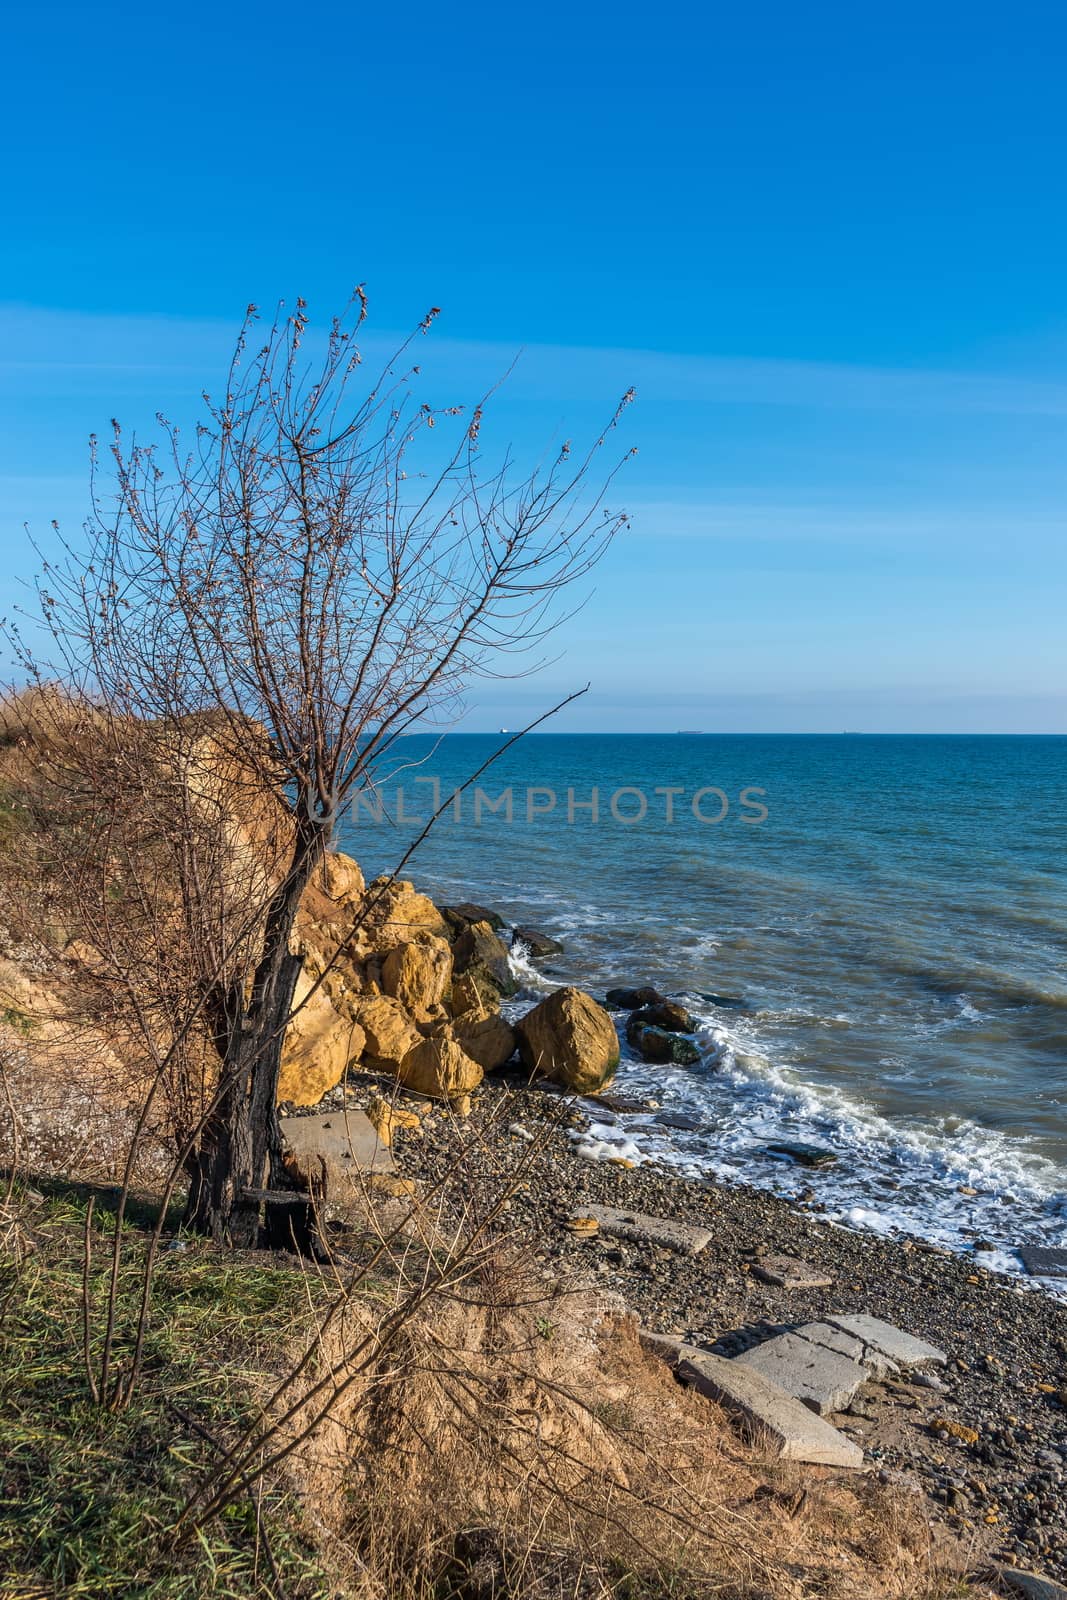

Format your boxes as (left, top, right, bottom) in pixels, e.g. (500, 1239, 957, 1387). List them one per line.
(0, 1190, 336, 1599)
(0, 777, 32, 856)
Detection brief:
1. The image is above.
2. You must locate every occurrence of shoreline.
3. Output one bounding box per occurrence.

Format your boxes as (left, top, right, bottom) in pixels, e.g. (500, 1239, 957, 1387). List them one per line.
(377, 1067, 1067, 1579)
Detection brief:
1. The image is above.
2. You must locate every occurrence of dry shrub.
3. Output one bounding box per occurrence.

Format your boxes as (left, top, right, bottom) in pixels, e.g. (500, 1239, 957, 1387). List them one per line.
(277, 1236, 987, 1600)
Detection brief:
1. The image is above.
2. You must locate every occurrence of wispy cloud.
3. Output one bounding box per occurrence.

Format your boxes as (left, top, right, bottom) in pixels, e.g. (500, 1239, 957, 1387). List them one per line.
(621, 496, 1067, 548)
(4, 303, 1067, 417)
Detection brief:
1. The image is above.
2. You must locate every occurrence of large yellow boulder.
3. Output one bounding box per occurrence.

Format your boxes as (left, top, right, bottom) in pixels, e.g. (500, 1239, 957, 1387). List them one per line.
(515, 988, 619, 1095)
(353, 995, 424, 1072)
(451, 1006, 517, 1071)
(279, 969, 366, 1105)
(381, 932, 452, 1014)
(398, 1033, 483, 1099)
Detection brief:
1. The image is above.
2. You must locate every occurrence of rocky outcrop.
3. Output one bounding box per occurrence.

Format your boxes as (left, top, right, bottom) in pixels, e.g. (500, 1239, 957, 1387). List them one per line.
(0, 698, 516, 1122)
(516, 987, 619, 1095)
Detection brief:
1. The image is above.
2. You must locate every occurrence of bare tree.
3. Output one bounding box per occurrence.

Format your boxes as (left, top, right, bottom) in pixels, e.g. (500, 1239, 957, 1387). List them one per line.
(13, 291, 633, 1247)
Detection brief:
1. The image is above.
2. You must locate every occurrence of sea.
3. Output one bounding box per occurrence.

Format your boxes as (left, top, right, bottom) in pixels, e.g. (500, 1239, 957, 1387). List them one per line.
(339, 733, 1067, 1293)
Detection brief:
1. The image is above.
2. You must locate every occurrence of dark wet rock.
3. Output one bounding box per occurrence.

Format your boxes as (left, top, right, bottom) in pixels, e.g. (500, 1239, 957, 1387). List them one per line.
(655, 1111, 706, 1132)
(596, 1092, 661, 1114)
(450, 919, 517, 997)
(699, 991, 749, 1009)
(511, 925, 564, 959)
(764, 1141, 839, 1170)
(441, 902, 506, 934)
(628, 1021, 702, 1066)
(604, 985, 666, 1009)
(627, 1000, 695, 1035)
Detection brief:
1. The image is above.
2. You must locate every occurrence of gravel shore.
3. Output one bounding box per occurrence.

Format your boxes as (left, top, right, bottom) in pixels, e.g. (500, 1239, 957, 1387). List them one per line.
(381, 1070, 1067, 1579)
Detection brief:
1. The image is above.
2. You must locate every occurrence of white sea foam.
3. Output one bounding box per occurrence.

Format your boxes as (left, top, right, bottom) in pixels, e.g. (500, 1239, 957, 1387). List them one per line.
(506, 938, 554, 994)
(589, 996, 1067, 1300)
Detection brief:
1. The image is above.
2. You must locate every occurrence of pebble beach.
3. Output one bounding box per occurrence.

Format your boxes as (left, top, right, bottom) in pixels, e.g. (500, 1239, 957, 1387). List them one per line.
(378, 1069, 1067, 1578)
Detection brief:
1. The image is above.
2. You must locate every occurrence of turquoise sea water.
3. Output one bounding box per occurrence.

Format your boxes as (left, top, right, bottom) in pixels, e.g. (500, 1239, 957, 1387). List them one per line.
(341, 734, 1067, 1280)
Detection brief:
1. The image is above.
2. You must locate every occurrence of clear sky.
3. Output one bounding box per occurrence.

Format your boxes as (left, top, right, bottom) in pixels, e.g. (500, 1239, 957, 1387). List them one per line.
(2, 0, 1066, 731)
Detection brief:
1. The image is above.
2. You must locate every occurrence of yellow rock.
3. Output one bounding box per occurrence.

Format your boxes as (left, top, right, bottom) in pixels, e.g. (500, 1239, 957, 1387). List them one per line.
(365, 876, 450, 949)
(564, 1215, 600, 1235)
(449, 969, 501, 1015)
(381, 932, 452, 1013)
(398, 1033, 484, 1100)
(278, 971, 366, 1105)
(323, 851, 365, 902)
(931, 1418, 979, 1446)
(365, 1093, 423, 1147)
(450, 1005, 517, 1071)
(515, 987, 620, 1095)
(353, 995, 424, 1071)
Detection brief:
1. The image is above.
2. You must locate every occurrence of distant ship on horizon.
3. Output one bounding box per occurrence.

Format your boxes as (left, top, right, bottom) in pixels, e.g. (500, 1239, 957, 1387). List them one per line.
(676, 729, 703, 734)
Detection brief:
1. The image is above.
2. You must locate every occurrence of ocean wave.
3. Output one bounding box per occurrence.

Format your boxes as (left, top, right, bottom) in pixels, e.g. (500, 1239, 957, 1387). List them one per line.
(580, 998, 1067, 1298)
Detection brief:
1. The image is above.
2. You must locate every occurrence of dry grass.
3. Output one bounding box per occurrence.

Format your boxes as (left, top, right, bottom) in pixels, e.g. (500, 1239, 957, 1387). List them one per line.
(274, 1230, 994, 1600)
(0, 1171, 998, 1600)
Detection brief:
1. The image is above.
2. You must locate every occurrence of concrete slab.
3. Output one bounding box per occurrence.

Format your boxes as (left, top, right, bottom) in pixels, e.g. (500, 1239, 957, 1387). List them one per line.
(577, 1205, 712, 1255)
(676, 1349, 864, 1468)
(280, 1110, 394, 1179)
(1017, 1247, 1067, 1279)
(734, 1332, 869, 1415)
(638, 1328, 687, 1362)
(823, 1313, 946, 1368)
(795, 1322, 899, 1380)
(752, 1255, 834, 1290)
(1000, 1568, 1067, 1600)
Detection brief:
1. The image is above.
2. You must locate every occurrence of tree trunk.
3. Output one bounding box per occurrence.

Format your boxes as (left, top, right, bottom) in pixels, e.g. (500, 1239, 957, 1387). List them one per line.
(184, 822, 322, 1245)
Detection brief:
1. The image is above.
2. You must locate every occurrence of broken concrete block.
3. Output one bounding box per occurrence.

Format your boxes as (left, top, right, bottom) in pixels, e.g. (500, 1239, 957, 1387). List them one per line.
(752, 1254, 834, 1290)
(822, 1313, 946, 1368)
(1000, 1567, 1067, 1600)
(578, 1205, 712, 1255)
(1017, 1247, 1067, 1279)
(676, 1349, 864, 1468)
(638, 1328, 687, 1362)
(734, 1331, 868, 1415)
(795, 1321, 899, 1379)
(280, 1110, 394, 1189)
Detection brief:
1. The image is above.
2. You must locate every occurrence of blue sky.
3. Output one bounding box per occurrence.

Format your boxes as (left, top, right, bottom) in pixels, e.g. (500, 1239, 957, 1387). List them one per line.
(2, 0, 1066, 731)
